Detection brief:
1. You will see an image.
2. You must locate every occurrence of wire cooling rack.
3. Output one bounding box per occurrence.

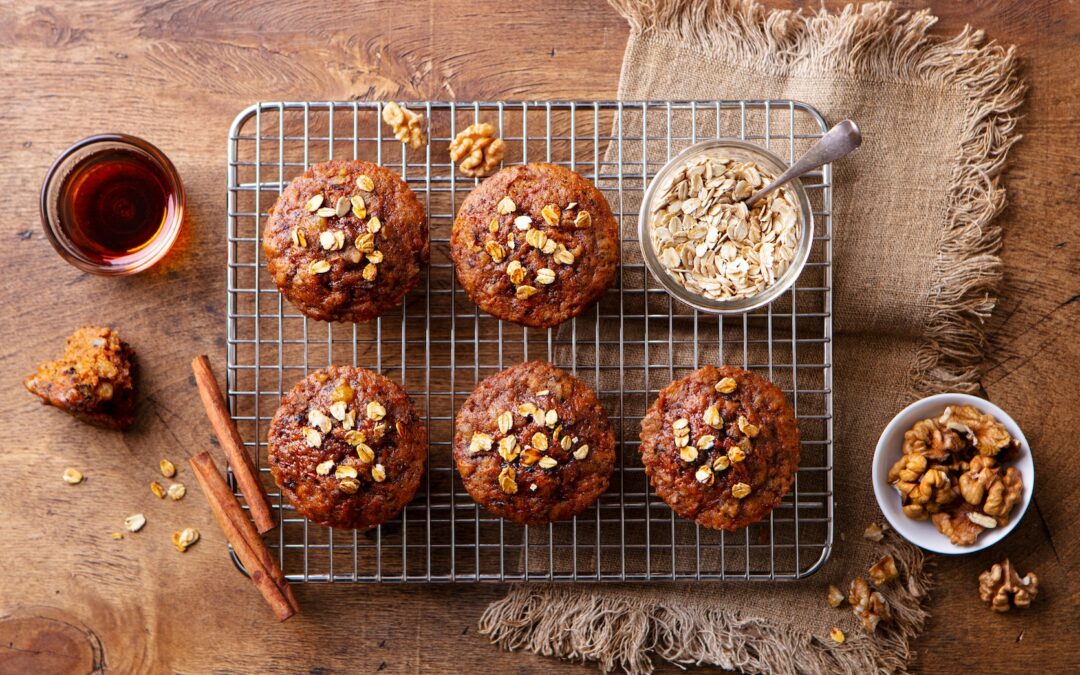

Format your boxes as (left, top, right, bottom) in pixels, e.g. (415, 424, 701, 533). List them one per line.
(226, 100, 833, 582)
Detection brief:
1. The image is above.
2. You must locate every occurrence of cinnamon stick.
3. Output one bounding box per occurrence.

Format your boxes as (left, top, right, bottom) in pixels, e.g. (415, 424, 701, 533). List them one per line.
(191, 355, 275, 533)
(189, 451, 299, 620)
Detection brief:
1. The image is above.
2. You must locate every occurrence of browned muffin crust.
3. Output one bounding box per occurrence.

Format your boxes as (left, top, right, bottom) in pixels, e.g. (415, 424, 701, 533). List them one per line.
(268, 366, 427, 530)
(264, 160, 429, 323)
(453, 361, 616, 525)
(450, 163, 619, 327)
(23, 326, 136, 430)
(639, 365, 800, 531)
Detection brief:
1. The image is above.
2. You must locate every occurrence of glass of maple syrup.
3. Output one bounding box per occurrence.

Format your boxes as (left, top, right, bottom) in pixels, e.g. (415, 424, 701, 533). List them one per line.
(40, 134, 185, 275)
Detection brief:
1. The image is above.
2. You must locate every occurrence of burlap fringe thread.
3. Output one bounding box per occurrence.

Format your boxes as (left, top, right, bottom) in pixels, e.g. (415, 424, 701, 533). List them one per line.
(481, 539, 931, 675)
(479, 1, 1023, 673)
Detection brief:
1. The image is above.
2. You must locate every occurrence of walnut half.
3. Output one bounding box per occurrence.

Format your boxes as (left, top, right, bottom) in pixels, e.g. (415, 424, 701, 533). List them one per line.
(939, 405, 1011, 456)
(978, 559, 1038, 612)
(449, 123, 505, 177)
(931, 502, 984, 545)
(849, 576, 892, 633)
(382, 102, 426, 149)
(959, 455, 1023, 523)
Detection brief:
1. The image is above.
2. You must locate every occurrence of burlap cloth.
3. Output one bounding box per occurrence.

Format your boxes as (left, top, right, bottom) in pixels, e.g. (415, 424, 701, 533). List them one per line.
(478, 1, 1023, 672)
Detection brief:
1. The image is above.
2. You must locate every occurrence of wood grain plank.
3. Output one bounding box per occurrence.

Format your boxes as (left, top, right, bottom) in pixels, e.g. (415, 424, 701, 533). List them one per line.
(0, 0, 1076, 672)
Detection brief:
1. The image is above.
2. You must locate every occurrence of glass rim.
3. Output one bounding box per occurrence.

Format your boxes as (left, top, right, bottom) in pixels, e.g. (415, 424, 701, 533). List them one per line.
(39, 133, 185, 276)
(637, 138, 814, 314)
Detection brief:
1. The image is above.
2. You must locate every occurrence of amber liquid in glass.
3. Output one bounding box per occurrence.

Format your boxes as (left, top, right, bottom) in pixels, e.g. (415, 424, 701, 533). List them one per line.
(57, 148, 177, 265)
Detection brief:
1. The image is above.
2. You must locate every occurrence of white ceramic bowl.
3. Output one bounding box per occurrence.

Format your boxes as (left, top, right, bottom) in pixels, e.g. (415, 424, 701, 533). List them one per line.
(871, 393, 1034, 554)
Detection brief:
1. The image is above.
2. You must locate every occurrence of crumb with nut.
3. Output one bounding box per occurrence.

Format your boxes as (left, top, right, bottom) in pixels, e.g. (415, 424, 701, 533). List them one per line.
(24, 326, 136, 430)
(449, 123, 505, 177)
(979, 559, 1038, 612)
(863, 521, 888, 542)
(887, 405, 1024, 545)
(382, 101, 426, 149)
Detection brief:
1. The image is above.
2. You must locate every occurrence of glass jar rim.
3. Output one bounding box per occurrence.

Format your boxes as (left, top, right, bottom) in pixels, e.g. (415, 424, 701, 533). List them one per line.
(636, 138, 814, 314)
(39, 133, 185, 276)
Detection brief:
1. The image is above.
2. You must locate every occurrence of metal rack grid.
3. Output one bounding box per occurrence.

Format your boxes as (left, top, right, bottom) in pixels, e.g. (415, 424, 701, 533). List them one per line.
(226, 100, 833, 582)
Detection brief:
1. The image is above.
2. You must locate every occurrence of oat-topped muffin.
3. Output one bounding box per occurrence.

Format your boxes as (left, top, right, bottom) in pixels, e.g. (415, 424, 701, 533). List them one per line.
(268, 366, 427, 529)
(24, 326, 136, 430)
(450, 163, 619, 328)
(639, 365, 800, 530)
(264, 160, 429, 322)
(453, 361, 616, 525)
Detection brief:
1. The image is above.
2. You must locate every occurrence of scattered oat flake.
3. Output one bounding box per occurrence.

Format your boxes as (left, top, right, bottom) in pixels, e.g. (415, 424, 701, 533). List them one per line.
(715, 377, 737, 394)
(159, 459, 176, 478)
(497, 196, 516, 215)
(498, 466, 518, 494)
(829, 627, 845, 644)
(150, 481, 166, 499)
(62, 467, 84, 484)
(731, 482, 752, 499)
(695, 465, 714, 485)
(172, 527, 199, 552)
(111, 532, 124, 540)
(316, 460, 335, 476)
(366, 400, 387, 421)
(336, 465, 358, 480)
(469, 432, 493, 454)
(167, 483, 186, 501)
(124, 513, 146, 532)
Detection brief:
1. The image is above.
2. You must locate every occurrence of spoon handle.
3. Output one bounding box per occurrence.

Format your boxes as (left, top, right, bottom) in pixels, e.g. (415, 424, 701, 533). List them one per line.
(746, 119, 861, 206)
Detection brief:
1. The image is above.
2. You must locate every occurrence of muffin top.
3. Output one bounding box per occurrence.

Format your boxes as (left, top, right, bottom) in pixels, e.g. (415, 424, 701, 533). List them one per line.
(268, 366, 427, 530)
(264, 160, 429, 323)
(639, 365, 800, 531)
(450, 163, 619, 328)
(453, 361, 616, 525)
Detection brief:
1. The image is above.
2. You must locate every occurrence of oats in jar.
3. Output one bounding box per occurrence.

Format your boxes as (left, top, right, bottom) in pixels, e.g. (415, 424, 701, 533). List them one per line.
(649, 155, 800, 301)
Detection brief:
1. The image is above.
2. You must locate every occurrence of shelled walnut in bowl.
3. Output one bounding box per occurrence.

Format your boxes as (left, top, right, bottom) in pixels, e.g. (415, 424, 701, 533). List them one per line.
(873, 394, 1034, 553)
(887, 404, 1023, 545)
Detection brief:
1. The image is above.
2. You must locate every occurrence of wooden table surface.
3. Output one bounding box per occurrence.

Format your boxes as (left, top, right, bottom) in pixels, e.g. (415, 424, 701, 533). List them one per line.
(1, 1, 1077, 672)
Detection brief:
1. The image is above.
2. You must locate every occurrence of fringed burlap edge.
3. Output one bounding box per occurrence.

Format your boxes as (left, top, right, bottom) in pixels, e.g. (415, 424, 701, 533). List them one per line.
(481, 538, 931, 675)
(609, 0, 1023, 397)
(480, 1, 1023, 673)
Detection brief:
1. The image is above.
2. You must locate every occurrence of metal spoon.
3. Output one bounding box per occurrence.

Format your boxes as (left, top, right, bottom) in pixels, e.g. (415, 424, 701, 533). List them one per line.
(745, 119, 861, 207)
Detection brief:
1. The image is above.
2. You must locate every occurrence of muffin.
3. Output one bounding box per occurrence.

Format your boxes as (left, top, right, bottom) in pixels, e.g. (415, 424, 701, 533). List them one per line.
(264, 160, 429, 322)
(268, 366, 427, 529)
(453, 361, 616, 525)
(24, 326, 136, 430)
(450, 163, 619, 327)
(639, 365, 800, 530)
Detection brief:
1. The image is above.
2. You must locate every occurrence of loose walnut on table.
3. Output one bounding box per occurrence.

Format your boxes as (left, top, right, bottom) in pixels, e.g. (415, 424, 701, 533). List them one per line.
(978, 559, 1039, 612)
